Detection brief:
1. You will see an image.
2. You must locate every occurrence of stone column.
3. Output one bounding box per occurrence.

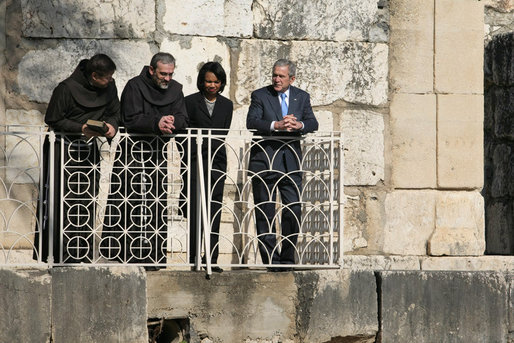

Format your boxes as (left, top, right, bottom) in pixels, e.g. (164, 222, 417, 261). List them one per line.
(388, 0, 485, 256)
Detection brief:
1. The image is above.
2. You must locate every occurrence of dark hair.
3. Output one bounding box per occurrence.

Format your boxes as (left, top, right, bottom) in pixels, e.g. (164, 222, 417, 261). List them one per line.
(273, 59, 296, 77)
(196, 61, 227, 94)
(85, 54, 116, 77)
(150, 52, 176, 69)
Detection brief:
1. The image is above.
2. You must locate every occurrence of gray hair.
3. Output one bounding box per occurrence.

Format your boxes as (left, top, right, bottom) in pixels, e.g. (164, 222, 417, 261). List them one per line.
(150, 52, 176, 69)
(273, 59, 296, 77)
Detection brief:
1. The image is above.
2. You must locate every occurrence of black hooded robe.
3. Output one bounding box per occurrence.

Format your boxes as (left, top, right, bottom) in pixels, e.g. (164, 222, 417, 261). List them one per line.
(34, 59, 120, 263)
(101, 66, 187, 265)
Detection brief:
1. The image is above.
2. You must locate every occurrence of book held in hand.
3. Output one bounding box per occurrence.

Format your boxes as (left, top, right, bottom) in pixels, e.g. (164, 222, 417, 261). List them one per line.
(86, 119, 108, 134)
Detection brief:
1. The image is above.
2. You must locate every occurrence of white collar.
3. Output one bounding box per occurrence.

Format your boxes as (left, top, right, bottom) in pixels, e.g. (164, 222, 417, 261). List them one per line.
(279, 88, 291, 98)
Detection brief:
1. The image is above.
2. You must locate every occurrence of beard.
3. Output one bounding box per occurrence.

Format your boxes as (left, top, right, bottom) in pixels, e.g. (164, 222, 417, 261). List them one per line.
(152, 74, 169, 89)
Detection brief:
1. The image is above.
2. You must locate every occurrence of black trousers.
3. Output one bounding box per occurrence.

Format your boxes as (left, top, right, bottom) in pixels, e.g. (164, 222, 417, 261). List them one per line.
(251, 170, 302, 265)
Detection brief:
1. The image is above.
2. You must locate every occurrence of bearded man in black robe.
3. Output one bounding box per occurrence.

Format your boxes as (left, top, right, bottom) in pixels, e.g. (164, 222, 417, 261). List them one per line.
(34, 53, 120, 263)
(101, 52, 188, 269)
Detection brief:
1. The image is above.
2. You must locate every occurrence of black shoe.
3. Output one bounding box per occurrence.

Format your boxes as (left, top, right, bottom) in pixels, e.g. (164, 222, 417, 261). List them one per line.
(144, 266, 161, 271)
(203, 266, 224, 273)
(211, 266, 223, 273)
(267, 266, 293, 272)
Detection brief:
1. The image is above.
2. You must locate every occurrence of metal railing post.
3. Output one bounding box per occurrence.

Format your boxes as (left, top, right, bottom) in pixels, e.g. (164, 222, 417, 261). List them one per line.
(47, 131, 55, 267)
(337, 133, 345, 267)
(195, 131, 212, 276)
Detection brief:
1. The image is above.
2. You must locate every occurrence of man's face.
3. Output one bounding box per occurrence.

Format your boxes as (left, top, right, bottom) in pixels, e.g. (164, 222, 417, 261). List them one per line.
(272, 65, 295, 93)
(91, 71, 113, 89)
(149, 61, 175, 89)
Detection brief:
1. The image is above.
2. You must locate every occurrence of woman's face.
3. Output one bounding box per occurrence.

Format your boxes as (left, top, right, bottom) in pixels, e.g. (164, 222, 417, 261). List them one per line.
(203, 71, 221, 96)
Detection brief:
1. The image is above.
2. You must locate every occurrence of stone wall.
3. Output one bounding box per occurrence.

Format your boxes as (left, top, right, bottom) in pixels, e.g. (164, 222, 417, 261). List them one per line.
(386, 0, 485, 256)
(1, 0, 491, 258)
(1, 267, 512, 342)
(485, 0, 514, 43)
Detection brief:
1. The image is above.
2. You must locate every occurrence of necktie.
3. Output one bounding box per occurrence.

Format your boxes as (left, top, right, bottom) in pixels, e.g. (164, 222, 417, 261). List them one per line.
(280, 93, 288, 117)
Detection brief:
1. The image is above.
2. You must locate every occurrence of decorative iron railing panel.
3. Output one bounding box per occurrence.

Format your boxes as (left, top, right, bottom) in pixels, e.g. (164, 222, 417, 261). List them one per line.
(0, 126, 344, 269)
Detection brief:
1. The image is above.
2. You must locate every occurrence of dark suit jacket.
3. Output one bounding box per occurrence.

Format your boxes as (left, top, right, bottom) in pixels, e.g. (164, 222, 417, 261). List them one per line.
(186, 92, 233, 133)
(185, 92, 233, 170)
(246, 85, 318, 173)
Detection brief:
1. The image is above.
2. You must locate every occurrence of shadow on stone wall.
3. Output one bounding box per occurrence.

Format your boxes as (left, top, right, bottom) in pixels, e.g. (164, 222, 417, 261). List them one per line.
(484, 33, 514, 255)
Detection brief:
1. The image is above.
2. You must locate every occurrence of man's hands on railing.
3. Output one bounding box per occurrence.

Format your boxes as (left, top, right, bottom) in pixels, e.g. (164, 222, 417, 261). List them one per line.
(274, 114, 303, 132)
(158, 115, 175, 134)
(82, 122, 116, 138)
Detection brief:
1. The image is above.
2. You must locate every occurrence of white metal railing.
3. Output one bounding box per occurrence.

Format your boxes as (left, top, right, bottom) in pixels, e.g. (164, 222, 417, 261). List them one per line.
(0, 125, 344, 271)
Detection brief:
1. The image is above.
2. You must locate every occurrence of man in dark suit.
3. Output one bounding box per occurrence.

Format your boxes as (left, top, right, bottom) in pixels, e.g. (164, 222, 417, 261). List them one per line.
(246, 59, 318, 269)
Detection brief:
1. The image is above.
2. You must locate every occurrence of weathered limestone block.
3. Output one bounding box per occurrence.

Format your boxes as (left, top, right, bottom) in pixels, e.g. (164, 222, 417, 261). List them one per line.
(341, 109, 384, 186)
(2, 112, 42, 248)
(315, 110, 334, 132)
(297, 271, 378, 342)
(5, 109, 44, 183)
(235, 39, 283, 105)
(437, 94, 483, 189)
(486, 201, 514, 255)
(390, 93, 436, 188)
(421, 256, 514, 271)
(435, 0, 484, 94)
(429, 192, 485, 256)
(0, 184, 37, 250)
(484, 0, 514, 12)
(148, 272, 297, 341)
(162, 0, 252, 37)
(491, 144, 514, 198)
(484, 8, 514, 44)
(168, 221, 188, 254)
(0, 268, 51, 343)
(236, 40, 388, 107)
(147, 270, 378, 343)
(0, 249, 35, 264)
(216, 221, 236, 258)
(18, 40, 153, 103)
(380, 271, 510, 343)
(343, 193, 370, 252)
(253, 0, 387, 42)
(20, 0, 155, 38)
(161, 36, 232, 99)
(342, 255, 421, 270)
(389, 0, 434, 93)
(344, 190, 386, 254)
(225, 105, 251, 185)
(52, 267, 147, 342)
(383, 190, 435, 255)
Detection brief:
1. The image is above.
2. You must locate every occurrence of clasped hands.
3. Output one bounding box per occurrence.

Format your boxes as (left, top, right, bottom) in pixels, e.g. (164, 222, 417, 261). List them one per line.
(274, 114, 302, 132)
(158, 115, 175, 134)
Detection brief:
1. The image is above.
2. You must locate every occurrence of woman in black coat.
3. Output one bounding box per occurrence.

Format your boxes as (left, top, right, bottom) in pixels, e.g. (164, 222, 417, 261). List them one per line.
(184, 62, 233, 272)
